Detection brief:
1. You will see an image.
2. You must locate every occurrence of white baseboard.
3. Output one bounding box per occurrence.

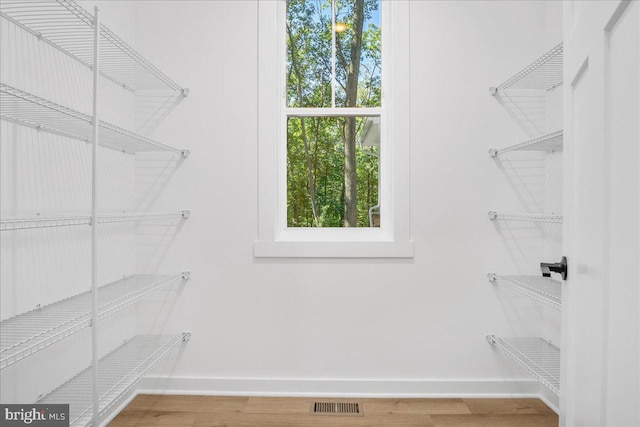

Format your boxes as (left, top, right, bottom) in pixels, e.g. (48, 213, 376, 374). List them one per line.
(138, 376, 541, 399)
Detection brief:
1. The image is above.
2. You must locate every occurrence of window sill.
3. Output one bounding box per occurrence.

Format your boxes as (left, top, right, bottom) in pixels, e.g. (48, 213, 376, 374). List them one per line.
(253, 241, 414, 259)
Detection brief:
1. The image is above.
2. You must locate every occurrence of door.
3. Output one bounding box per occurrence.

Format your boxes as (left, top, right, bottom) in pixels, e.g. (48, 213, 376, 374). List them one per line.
(562, 1, 639, 426)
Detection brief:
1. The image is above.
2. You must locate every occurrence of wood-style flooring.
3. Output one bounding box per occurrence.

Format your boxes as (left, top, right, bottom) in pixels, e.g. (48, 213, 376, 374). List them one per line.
(109, 395, 558, 427)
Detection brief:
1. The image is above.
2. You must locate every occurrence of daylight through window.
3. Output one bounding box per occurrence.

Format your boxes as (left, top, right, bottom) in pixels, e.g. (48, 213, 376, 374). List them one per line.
(286, 0, 382, 228)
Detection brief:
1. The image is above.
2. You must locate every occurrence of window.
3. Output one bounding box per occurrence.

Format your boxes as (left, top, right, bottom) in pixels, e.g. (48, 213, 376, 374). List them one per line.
(286, 0, 381, 229)
(256, 0, 412, 257)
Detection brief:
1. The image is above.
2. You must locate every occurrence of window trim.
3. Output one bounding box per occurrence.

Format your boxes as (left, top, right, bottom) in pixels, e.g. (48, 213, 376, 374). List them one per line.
(256, 0, 412, 258)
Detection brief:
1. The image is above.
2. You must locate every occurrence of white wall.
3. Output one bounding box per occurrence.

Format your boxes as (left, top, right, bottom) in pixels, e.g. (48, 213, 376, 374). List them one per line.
(131, 0, 563, 402)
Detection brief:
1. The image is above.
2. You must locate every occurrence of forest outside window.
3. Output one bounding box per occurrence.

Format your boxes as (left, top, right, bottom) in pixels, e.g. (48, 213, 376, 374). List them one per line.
(286, 0, 382, 228)
(255, 0, 411, 257)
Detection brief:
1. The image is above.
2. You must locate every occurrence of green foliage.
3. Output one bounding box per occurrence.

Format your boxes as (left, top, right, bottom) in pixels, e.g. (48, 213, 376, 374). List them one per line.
(286, 0, 333, 108)
(287, 117, 379, 228)
(286, 0, 381, 228)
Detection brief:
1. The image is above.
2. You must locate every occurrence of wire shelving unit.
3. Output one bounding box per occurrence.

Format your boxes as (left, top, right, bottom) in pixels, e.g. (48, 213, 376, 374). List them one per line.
(490, 43, 563, 94)
(487, 211, 563, 224)
(487, 39, 564, 405)
(38, 333, 190, 426)
(487, 274, 561, 310)
(486, 335, 560, 396)
(0, 84, 190, 157)
(0, 0, 187, 94)
(0, 274, 189, 370)
(1, 2, 191, 425)
(0, 211, 191, 232)
(489, 130, 563, 158)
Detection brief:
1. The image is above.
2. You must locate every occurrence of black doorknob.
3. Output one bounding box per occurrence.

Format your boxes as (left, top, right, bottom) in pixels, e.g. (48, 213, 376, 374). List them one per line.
(541, 256, 568, 280)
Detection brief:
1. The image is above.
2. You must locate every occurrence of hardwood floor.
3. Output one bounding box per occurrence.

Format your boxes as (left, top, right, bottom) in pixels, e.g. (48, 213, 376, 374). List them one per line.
(109, 395, 558, 427)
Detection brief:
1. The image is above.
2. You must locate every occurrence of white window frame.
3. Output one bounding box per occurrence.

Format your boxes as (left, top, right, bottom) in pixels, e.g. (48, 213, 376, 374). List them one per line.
(255, 0, 412, 258)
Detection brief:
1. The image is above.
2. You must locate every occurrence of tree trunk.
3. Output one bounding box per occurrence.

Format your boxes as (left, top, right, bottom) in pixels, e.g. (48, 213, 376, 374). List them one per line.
(287, 24, 319, 226)
(344, 117, 357, 226)
(343, 0, 365, 227)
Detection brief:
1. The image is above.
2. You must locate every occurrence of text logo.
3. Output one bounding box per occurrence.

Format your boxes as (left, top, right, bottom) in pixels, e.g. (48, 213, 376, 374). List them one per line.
(1, 405, 69, 426)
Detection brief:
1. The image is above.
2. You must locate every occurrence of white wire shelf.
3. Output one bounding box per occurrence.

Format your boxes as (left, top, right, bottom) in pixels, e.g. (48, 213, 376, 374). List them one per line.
(487, 335, 560, 396)
(0, 0, 186, 94)
(490, 43, 563, 94)
(487, 274, 561, 310)
(489, 130, 563, 157)
(0, 274, 189, 370)
(0, 211, 190, 231)
(38, 333, 190, 426)
(0, 84, 190, 157)
(487, 211, 563, 224)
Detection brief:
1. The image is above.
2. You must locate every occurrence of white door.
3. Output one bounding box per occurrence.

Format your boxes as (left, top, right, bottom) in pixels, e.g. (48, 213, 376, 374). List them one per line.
(562, 1, 640, 426)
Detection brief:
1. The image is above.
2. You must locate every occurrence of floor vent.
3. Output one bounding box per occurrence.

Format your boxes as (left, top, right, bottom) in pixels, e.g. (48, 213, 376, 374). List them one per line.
(310, 402, 363, 416)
